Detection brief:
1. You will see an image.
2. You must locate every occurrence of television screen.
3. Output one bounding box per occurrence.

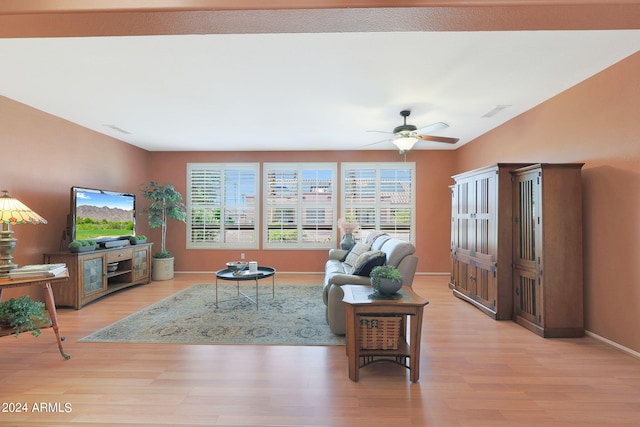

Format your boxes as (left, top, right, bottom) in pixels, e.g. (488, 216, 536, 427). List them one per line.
(71, 187, 135, 241)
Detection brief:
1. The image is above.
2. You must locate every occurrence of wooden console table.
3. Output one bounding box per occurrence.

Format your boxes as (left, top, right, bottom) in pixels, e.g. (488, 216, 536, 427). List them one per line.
(342, 285, 429, 382)
(45, 243, 152, 309)
(0, 271, 71, 360)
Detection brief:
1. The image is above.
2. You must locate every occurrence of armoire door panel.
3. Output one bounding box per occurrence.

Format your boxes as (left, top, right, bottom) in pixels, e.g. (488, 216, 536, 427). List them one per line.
(451, 164, 528, 320)
(513, 267, 541, 325)
(511, 163, 583, 338)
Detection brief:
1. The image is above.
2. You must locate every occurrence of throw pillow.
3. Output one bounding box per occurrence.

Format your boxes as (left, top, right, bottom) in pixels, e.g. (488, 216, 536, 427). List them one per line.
(351, 251, 386, 276)
(343, 242, 371, 269)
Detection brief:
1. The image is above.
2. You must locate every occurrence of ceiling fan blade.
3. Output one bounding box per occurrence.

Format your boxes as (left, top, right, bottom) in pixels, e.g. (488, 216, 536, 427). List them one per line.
(418, 134, 460, 144)
(417, 122, 449, 133)
(361, 137, 392, 147)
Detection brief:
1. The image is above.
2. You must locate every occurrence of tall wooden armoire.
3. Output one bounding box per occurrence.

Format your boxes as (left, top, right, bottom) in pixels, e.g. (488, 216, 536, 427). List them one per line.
(511, 163, 584, 338)
(449, 164, 528, 320)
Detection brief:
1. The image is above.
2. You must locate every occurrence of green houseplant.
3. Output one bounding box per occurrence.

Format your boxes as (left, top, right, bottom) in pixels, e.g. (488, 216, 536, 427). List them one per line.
(140, 182, 187, 280)
(68, 239, 98, 253)
(0, 295, 49, 337)
(370, 265, 403, 295)
(129, 234, 147, 245)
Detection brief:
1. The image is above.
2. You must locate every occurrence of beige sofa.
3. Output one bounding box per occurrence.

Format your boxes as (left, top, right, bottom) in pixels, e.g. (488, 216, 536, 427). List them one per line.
(322, 233, 418, 335)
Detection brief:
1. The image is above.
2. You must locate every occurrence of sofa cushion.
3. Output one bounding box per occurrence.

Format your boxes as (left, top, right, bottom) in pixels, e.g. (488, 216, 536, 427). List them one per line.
(351, 250, 386, 276)
(371, 234, 391, 251)
(380, 238, 416, 267)
(325, 259, 348, 276)
(343, 242, 371, 268)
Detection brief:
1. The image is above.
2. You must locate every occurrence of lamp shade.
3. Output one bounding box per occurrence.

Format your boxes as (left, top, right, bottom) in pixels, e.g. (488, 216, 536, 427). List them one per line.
(392, 136, 419, 152)
(0, 191, 47, 225)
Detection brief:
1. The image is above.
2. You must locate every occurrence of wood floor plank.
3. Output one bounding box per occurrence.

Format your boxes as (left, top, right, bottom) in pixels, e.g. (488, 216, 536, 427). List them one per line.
(1, 273, 639, 426)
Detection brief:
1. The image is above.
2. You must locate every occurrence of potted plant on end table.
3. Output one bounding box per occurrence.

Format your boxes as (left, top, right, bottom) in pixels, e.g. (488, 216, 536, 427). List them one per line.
(370, 265, 403, 296)
(140, 182, 187, 281)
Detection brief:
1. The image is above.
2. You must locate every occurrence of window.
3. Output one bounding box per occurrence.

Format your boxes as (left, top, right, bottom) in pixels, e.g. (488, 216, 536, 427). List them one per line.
(264, 163, 336, 249)
(341, 162, 416, 242)
(187, 163, 259, 249)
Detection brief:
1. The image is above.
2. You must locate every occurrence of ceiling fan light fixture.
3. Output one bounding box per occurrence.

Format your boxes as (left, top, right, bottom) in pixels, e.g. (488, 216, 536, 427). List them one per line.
(393, 136, 419, 152)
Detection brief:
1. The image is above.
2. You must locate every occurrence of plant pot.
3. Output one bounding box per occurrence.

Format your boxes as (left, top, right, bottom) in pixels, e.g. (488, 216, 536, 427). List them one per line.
(70, 245, 96, 253)
(372, 278, 402, 295)
(152, 257, 174, 281)
(130, 239, 147, 245)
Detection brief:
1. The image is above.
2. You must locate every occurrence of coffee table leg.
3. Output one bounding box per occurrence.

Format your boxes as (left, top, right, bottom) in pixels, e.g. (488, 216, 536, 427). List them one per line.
(255, 278, 259, 310)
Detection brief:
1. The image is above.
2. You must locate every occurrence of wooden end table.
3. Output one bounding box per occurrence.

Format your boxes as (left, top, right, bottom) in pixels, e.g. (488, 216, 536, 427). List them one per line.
(215, 266, 276, 309)
(0, 271, 71, 360)
(342, 284, 429, 382)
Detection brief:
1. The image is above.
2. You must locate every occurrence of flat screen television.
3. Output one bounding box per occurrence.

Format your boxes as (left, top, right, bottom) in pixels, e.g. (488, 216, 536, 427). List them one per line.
(70, 186, 136, 242)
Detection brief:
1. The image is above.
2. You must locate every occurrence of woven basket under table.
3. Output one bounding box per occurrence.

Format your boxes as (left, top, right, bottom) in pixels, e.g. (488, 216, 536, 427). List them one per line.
(358, 315, 402, 350)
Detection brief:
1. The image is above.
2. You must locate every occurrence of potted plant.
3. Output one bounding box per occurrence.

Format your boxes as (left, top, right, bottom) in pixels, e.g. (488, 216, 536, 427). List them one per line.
(140, 182, 187, 280)
(370, 265, 403, 295)
(0, 295, 49, 338)
(129, 234, 147, 245)
(68, 240, 98, 253)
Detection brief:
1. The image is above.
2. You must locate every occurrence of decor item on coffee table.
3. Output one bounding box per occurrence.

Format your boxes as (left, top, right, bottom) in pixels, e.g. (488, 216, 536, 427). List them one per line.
(342, 284, 429, 382)
(80, 283, 344, 346)
(215, 265, 275, 309)
(140, 182, 186, 281)
(323, 232, 418, 335)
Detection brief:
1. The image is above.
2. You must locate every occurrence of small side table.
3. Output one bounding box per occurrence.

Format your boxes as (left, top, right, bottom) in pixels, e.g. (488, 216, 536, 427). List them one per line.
(215, 266, 276, 309)
(342, 285, 429, 382)
(0, 271, 71, 360)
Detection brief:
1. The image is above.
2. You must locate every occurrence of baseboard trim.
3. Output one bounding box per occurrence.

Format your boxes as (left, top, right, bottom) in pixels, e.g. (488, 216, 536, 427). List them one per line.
(585, 330, 640, 360)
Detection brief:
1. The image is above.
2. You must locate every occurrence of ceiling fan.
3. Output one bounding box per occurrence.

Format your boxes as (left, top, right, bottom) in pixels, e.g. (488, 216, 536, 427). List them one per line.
(367, 110, 460, 153)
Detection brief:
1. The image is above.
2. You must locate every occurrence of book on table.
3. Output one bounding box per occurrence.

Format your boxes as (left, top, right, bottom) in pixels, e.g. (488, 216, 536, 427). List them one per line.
(7, 263, 67, 279)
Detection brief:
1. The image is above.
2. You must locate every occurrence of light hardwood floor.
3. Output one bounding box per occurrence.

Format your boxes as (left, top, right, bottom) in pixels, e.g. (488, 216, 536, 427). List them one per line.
(1, 273, 639, 426)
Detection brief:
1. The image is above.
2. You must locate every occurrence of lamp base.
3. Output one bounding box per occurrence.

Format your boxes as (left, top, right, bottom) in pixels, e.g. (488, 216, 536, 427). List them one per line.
(0, 225, 18, 274)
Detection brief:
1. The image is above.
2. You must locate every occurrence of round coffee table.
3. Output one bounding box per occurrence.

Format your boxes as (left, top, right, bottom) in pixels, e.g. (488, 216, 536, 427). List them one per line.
(214, 266, 276, 309)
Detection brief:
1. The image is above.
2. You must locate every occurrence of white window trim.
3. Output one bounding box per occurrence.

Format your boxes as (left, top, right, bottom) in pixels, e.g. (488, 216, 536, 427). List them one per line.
(186, 162, 260, 250)
(341, 162, 416, 243)
(263, 162, 337, 250)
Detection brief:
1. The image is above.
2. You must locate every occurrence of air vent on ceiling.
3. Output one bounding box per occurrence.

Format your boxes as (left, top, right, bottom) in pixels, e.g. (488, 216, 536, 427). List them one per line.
(481, 105, 511, 118)
(103, 124, 131, 134)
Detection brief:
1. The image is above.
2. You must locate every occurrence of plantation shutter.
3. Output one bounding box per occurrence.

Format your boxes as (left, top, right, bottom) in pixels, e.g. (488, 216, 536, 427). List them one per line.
(342, 163, 415, 242)
(264, 163, 336, 248)
(187, 163, 259, 249)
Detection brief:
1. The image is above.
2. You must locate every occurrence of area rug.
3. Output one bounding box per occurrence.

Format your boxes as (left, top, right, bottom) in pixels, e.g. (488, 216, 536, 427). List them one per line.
(79, 283, 345, 346)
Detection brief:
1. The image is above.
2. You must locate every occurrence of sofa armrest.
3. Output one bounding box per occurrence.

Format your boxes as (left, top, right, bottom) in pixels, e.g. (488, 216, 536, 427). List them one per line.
(328, 248, 349, 261)
(326, 273, 371, 286)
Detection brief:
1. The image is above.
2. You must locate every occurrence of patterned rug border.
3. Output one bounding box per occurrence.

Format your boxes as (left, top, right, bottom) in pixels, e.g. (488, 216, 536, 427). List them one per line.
(79, 283, 345, 346)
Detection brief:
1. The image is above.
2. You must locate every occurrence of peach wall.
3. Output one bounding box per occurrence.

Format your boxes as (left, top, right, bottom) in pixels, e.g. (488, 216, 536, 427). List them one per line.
(2, 50, 638, 355)
(455, 52, 640, 353)
(0, 96, 151, 298)
(147, 149, 456, 274)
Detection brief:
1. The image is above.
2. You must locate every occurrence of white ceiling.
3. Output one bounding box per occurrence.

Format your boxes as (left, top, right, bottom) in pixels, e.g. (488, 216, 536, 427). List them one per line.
(0, 30, 638, 152)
